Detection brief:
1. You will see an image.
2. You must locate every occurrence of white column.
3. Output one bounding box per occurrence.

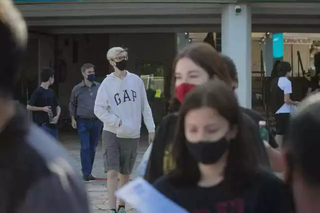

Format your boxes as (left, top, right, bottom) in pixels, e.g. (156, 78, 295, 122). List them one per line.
(265, 34, 273, 77)
(222, 4, 252, 108)
(176, 33, 189, 51)
(261, 41, 266, 73)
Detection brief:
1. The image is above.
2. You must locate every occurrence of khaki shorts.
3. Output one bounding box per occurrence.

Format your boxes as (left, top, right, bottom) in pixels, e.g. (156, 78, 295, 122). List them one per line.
(102, 131, 139, 175)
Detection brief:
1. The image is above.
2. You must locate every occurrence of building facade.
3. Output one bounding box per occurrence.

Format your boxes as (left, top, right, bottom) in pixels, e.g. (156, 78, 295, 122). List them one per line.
(16, 0, 320, 123)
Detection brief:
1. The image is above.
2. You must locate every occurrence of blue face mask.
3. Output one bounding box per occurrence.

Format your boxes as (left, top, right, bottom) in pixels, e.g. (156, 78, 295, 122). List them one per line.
(87, 74, 96, 82)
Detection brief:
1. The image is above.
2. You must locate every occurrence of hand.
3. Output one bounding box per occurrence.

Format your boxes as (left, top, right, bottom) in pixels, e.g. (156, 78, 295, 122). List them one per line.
(148, 132, 155, 144)
(263, 140, 271, 149)
(71, 119, 77, 129)
(42, 106, 52, 113)
(294, 101, 300, 106)
(51, 116, 59, 124)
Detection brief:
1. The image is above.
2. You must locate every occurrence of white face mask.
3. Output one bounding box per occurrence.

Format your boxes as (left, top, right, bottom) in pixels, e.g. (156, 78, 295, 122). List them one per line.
(50, 78, 55, 85)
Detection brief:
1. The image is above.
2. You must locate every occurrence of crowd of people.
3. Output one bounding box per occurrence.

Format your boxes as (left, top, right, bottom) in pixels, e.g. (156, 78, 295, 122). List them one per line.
(2, 0, 320, 213)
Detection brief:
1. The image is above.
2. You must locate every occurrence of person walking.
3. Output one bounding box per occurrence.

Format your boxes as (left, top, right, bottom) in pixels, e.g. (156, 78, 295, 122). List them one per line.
(94, 47, 155, 213)
(270, 61, 299, 147)
(69, 63, 102, 181)
(0, 0, 91, 212)
(154, 80, 292, 213)
(27, 67, 61, 139)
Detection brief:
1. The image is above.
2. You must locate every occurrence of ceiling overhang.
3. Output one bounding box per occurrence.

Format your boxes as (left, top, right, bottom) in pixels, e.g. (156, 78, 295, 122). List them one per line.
(18, 2, 320, 33)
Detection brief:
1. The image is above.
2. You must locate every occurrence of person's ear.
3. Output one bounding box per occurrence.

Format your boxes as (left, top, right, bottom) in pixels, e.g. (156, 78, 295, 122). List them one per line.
(109, 60, 116, 67)
(212, 74, 218, 81)
(227, 125, 238, 140)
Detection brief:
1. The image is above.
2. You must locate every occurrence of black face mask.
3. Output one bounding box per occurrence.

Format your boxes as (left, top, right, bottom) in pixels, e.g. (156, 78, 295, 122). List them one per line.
(186, 138, 230, 164)
(115, 60, 127, 71)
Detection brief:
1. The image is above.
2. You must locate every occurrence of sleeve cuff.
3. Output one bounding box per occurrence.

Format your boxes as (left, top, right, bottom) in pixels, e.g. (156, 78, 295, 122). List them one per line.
(147, 127, 155, 133)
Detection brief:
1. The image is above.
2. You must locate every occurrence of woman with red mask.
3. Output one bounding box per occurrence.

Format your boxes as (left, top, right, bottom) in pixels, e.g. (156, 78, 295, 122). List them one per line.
(144, 43, 270, 183)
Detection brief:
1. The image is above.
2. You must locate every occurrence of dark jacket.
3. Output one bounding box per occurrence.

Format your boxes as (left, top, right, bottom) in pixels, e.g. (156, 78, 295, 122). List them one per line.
(241, 108, 278, 149)
(0, 105, 90, 213)
(145, 108, 271, 184)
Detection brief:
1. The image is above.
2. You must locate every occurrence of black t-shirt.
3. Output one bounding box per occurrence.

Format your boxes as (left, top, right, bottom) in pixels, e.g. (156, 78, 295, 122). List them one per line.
(309, 76, 319, 92)
(145, 113, 178, 183)
(154, 171, 293, 213)
(145, 109, 271, 184)
(28, 87, 59, 128)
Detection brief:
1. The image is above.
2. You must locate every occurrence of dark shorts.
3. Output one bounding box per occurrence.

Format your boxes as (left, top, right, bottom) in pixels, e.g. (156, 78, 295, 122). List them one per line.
(102, 131, 139, 175)
(275, 113, 290, 135)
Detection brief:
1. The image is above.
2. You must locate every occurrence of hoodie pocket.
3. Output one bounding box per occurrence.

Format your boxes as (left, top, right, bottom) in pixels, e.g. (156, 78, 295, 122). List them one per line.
(117, 120, 138, 138)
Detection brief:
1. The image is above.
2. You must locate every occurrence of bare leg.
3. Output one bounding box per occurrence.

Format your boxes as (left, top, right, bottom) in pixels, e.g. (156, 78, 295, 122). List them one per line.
(118, 174, 130, 206)
(107, 170, 118, 210)
(275, 135, 283, 148)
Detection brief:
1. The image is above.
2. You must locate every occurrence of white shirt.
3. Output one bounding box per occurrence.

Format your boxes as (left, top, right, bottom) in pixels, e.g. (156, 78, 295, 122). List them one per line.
(94, 71, 155, 138)
(276, 77, 294, 114)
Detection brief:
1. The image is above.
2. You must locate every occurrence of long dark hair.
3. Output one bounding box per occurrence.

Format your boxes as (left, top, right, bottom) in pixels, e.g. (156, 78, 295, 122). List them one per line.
(278, 61, 292, 77)
(169, 43, 232, 112)
(221, 54, 238, 85)
(271, 60, 281, 79)
(169, 80, 260, 191)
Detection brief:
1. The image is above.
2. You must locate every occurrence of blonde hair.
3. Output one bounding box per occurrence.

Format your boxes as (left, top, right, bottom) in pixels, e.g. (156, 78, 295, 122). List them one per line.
(106, 47, 127, 61)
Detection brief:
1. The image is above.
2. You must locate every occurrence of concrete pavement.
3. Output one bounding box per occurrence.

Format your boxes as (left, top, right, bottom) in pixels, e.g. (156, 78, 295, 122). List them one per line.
(61, 134, 149, 213)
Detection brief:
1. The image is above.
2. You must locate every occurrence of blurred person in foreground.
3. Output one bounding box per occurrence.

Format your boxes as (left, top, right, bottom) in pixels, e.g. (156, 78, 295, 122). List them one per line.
(283, 93, 320, 213)
(145, 43, 270, 183)
(154, 80, 292, 213)
(0, 0, 90, 212)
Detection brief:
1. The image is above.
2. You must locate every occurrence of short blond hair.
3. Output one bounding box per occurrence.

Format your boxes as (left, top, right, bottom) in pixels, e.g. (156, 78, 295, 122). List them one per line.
(106, 47, 127, 61)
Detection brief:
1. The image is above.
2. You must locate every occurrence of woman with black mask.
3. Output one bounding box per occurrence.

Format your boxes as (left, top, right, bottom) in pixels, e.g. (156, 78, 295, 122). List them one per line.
(154, 80, 292, 213)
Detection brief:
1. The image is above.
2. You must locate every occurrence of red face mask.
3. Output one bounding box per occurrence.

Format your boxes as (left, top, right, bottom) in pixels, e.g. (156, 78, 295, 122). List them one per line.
(175, 83, 196, 103)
